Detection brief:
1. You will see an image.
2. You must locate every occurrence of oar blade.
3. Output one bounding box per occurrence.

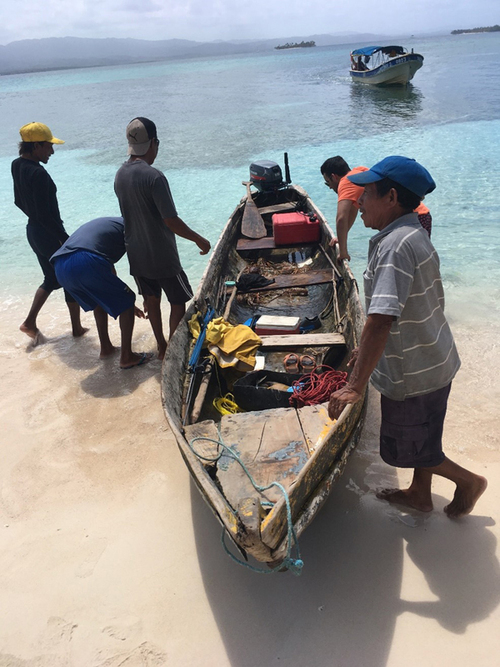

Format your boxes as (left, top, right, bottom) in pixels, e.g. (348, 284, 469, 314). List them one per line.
(241, 183, 267, 239)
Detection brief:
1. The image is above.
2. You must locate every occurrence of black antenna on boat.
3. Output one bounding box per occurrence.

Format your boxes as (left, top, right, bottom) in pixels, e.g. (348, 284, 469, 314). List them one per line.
(284, 152, 291, 184)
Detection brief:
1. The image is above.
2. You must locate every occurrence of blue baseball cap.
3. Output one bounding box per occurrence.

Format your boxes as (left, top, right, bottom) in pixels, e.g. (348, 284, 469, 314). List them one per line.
(347, 156, 436, 198)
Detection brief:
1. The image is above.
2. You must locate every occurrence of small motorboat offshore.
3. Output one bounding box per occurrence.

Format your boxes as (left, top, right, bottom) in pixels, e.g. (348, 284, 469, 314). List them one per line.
(350, 45, 424, 86)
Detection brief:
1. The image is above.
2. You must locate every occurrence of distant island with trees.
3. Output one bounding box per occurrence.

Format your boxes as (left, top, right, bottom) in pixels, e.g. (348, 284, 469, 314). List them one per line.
(451, 25, 500, 35)
(275, 40, 316, 50)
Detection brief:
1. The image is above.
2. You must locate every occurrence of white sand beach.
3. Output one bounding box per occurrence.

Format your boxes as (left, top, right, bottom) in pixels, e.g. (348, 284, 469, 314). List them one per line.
(0, 301, 499, 667)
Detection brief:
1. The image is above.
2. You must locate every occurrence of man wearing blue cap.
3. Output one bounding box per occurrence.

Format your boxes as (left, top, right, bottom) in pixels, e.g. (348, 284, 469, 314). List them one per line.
(328, 156, 487, 519)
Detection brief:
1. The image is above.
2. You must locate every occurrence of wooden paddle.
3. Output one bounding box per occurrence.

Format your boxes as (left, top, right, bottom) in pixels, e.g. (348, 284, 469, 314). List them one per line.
(241, 181, 267, 239)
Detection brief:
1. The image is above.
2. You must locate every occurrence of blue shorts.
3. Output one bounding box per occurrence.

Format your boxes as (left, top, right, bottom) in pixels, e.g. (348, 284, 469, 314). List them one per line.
(54, 250, 135, 319)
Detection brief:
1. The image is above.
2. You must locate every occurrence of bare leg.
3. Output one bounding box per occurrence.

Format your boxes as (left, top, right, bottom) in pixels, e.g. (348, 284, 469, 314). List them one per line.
(377, 468, 434, 512)
(67, 300, 89, 337)
(119, 306, 153, 369)
(144, 294, 167, 360)
(169, 303, 186, 339)
(93, 306, 116, 358)
(377, 457, 487, 518)
(20, 287, 50, 341)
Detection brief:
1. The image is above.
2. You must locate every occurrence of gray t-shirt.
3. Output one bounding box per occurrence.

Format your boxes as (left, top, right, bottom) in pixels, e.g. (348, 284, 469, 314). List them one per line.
(364, 212, 461, 401)
(114, 159, 182, 279)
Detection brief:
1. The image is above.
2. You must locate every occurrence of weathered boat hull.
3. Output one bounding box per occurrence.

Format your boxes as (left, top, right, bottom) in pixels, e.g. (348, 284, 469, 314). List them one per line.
(351, 53, 423, 86)
(162, 184, 366, 565)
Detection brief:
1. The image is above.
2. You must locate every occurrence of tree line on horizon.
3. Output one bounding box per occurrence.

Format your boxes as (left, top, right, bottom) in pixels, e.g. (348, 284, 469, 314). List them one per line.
(275, 40, 316, 50)
(451, 24, 500, 35)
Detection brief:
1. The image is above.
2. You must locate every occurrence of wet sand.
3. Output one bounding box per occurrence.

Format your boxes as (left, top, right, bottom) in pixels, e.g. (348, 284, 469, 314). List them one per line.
(0, 302, 499, 667)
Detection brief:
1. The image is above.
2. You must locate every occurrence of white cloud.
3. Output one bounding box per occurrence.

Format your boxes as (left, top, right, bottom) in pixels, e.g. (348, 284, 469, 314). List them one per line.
(1, 0, 498, 44)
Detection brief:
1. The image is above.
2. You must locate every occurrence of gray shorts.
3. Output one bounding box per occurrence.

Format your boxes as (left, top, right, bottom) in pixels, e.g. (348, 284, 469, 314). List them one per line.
(380, 383, 451, 468)
(134, 271, 193, 305)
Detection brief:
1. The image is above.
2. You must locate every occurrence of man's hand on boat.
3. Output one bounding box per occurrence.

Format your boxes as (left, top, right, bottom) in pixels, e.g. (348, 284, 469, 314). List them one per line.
(328, 236, 351, 262)
(328, 314, 395, 420)
(328, 384, 363, 420)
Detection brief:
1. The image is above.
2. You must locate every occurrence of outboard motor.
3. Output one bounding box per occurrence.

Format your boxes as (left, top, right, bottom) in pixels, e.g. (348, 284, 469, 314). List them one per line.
(249, 154, 292, 192)
(249, 160, 284, 192)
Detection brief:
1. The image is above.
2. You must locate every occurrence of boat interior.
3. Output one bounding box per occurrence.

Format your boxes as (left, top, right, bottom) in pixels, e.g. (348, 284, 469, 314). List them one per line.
(179, 185, 361, 525)
(351, 45, 409, 71)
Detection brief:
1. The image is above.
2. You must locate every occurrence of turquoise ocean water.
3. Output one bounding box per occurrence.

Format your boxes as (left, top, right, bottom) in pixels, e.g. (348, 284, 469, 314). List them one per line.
(0, 33, 499, 330)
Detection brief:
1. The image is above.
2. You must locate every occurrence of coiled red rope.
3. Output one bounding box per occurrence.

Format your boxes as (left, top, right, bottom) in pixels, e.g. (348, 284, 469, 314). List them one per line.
(289, 365, 348, 408)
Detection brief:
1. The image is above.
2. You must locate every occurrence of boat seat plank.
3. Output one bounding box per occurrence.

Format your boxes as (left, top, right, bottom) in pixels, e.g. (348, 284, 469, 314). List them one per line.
(257, 203, 300, 215)
(259, 332, 345, 348)
(217, 408, 310, 507)
(237, 237, 276, 251)
(229, 269, 335, 292)
(183, 420, 220, 462)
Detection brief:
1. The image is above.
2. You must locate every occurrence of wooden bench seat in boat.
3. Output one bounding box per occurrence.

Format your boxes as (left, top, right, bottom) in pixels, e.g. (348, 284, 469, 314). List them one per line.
(212, 403, 336, 511)
(237, 237, 277, 251)
(228, 268, 335, 292)
(259, 332, 345, 348)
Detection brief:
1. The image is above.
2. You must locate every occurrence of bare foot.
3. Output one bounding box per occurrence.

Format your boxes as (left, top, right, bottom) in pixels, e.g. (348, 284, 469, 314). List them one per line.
(444, 476, 488, 519)
(120, 351, 154, 370)
(20, 323, 40, 340)
(73, 326, 90, 338)
(376, 488, 434, 512)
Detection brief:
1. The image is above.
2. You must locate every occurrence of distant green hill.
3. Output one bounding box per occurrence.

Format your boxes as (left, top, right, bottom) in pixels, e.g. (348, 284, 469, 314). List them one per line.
(451, 25, 500, 35)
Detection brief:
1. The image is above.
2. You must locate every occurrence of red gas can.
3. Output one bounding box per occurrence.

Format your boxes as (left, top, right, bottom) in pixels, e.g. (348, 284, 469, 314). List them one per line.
(272, 211, 321, 246)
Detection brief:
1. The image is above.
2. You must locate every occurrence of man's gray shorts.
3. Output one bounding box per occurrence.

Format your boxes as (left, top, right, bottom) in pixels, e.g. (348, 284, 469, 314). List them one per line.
(380, 383, 452, 468)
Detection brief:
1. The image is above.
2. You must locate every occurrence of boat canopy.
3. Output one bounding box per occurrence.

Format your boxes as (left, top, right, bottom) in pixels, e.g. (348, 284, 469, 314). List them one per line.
(351, 45, 406, 57)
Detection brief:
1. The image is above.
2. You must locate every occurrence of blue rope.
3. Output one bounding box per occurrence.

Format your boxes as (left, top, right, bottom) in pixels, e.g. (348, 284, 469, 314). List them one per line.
(188, 433, 303, 575)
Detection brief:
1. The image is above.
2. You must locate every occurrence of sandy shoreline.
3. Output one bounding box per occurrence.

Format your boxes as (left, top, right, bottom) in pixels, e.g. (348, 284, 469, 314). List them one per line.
(0, 302, 499, 666)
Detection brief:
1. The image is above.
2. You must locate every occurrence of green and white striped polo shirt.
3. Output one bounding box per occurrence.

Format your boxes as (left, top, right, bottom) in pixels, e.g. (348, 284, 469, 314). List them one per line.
(364, 212, 461, 401)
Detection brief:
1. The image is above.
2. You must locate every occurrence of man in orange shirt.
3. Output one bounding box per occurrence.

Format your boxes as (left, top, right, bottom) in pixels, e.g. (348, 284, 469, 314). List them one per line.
(321, 156, 368, 261)
(415, 201, 432, 236)
(321, 156, 433, 262)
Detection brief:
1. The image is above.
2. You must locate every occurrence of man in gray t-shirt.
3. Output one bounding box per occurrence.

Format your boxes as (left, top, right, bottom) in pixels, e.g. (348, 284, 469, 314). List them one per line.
(328, 156, 487, 520)
(115, 117, 210, 359)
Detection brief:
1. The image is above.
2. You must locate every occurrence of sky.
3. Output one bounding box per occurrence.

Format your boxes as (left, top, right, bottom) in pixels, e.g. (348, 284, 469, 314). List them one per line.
(0, 0, 498, 45)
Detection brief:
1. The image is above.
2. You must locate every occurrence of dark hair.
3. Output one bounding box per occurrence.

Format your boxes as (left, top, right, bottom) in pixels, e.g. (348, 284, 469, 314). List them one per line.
(18, 141, 37, 156)
(320, 156, 350, 177)
(135, 116, 157, 140)
(374, 177, 422, 211)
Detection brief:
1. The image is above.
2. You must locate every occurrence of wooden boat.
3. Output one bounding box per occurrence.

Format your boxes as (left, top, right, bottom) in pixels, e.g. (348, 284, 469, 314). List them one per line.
(350, 45, 423, 86)
(161, 174, 367, 571)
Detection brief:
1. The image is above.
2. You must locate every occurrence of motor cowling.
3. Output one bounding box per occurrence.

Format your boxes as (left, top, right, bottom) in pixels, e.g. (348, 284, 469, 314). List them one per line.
(249, 160, 284, 192)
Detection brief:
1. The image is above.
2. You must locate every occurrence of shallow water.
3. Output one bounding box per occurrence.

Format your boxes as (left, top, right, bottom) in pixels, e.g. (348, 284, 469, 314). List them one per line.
(0, 32, 499, 334)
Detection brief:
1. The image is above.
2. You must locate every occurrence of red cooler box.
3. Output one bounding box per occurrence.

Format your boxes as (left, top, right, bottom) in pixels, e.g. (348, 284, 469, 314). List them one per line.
(272, 211, 320, 246)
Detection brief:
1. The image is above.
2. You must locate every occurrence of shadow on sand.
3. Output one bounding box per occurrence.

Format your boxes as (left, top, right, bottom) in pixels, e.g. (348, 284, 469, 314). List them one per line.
(191, 452, 403, 667)
(36, 329, 161, 398)
(190, 444, 500, 666)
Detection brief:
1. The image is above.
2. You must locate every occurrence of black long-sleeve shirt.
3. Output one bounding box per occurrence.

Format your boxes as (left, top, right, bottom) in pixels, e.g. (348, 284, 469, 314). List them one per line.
(12, 157, 67, 241)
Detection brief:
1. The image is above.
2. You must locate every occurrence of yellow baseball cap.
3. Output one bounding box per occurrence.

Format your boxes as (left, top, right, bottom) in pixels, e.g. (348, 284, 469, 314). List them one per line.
(19, 122, 65, 144)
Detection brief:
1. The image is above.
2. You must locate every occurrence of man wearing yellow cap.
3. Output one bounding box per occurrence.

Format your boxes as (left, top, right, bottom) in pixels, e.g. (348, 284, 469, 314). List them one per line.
(12, 122, 87, 343)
